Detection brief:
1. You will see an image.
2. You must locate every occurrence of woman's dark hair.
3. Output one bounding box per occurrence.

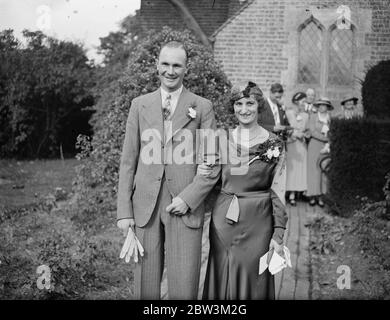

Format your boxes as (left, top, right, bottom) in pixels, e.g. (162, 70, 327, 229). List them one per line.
(228, 81, 265, 114)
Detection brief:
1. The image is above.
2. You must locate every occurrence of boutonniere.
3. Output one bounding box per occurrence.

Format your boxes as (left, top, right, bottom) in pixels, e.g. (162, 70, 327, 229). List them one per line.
(187, 104, 197, 119)
(296, 114, 303, 121)
(248, 139, 283, 165)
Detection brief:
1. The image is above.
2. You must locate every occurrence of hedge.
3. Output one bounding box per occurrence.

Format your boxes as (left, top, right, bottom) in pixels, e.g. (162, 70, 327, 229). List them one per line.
(361, 60, 390, 119)
(327, 117, 390, 216)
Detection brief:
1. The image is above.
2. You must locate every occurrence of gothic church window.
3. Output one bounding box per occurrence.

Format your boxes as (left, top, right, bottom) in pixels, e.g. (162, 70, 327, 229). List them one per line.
(298, 19, 323, 85)
(328, 26, 354, 85)
(297, 17, 355, 87)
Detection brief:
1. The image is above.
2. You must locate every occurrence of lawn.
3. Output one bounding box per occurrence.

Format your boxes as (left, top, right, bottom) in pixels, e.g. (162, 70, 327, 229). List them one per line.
(0, 159, 78, 208)
(0, 159, 133, 300)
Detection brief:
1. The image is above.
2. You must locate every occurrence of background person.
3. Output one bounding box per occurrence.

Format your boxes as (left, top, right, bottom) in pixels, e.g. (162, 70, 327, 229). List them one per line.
(305, 88, 317, 114)
(306, 97, 333, 207)
(339, 95, 362, 119)
(258, 83, 291, 138)
(285, 92, 309, 206)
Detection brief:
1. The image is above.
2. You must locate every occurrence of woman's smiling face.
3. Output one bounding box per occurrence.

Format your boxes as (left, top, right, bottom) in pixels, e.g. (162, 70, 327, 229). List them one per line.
(233, 96, 259, 126)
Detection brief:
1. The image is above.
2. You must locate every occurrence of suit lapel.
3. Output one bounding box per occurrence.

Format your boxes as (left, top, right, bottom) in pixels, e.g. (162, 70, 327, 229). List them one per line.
(141, 89, 164, 144)
(165, 87, 193, 145)
(265, 100, 276, 126)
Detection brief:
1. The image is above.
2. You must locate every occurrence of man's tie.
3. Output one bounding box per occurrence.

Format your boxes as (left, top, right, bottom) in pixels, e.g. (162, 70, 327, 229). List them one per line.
(163, 94, 171, 120)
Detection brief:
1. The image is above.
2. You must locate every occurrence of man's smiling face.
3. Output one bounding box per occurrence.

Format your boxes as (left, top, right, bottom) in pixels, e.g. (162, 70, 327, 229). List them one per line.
(157, 46, 187, 92)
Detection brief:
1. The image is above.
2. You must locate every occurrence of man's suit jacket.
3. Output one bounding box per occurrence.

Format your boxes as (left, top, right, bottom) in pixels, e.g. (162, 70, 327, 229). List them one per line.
(117, 87, 220, 229)
(258, 99, 289, 132)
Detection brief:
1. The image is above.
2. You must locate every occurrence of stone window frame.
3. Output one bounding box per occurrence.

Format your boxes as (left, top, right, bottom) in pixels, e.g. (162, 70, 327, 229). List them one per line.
(327, 23, 356, 86)
(297, 16, 325, 86)
(297, 15, 356, 89)
(282, 7, 371, 103)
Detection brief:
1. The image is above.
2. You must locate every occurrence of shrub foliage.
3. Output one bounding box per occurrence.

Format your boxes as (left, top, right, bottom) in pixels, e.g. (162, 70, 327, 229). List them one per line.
(0, 30, 95, 158)
(328, 117, 390, 215)
(361, 60, 390, 119)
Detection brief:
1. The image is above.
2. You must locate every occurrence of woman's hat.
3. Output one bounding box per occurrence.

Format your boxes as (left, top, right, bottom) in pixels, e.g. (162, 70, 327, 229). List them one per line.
(230, 81, 263, 103)
(341, 95, 358, 106)
(292, 92, 307, 104)
(313, 97, 334, 110)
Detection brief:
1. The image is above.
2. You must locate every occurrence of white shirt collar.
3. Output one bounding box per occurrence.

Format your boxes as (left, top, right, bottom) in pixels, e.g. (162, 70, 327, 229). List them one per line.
(267, 97, 278, 109)
(161, 85, 183, 101)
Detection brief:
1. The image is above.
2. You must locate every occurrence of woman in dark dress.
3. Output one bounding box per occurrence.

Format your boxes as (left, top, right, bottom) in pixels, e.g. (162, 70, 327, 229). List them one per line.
(200, 81, 288, 300)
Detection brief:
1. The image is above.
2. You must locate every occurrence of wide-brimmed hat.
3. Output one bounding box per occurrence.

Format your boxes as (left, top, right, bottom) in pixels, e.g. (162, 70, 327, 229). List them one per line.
(313, 97, 334, 110)
(341, 95, 358, 106)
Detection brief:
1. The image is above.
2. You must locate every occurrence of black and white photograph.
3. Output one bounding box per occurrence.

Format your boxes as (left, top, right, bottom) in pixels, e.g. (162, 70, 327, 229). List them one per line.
(0, 0, 389, 307)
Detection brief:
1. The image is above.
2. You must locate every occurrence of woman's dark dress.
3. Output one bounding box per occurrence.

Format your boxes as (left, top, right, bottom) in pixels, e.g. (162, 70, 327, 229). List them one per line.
(203, 132, 287, 300)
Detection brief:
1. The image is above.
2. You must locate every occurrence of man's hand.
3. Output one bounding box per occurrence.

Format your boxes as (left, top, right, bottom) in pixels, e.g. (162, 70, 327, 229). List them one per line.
(166, 197, 189, 216)
(117, 218, 135, 237)
(197, 163, 213, 176)
(273, 124, 286, 132)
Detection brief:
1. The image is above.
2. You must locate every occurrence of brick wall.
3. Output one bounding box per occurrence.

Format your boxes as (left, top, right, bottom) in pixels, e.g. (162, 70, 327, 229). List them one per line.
(213, 0, 390, 113)
(140, 0, 232, 36)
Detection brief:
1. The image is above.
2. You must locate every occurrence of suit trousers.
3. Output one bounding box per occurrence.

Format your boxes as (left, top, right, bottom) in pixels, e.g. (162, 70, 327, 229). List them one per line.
(133, 173, 203, 300)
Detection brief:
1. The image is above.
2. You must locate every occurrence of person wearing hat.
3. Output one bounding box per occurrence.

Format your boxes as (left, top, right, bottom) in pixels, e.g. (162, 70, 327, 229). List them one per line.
(285, 92, 309, 206)
(339, 95, 361, 119)
(198, 81, 288, 300)
(306, 97, 333, 207)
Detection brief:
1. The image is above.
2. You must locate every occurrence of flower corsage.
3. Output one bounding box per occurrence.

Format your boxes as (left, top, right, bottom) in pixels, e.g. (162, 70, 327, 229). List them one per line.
(248, 138, 283, 165)
(187, 103, 197, 119)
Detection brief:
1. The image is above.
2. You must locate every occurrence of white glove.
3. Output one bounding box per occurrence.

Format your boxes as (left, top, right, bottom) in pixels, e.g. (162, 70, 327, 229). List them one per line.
(120, 227, 144, 263)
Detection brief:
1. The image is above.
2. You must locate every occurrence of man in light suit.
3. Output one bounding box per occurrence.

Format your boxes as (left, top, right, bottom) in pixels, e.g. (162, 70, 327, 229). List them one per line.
(116, 41, 220, 299)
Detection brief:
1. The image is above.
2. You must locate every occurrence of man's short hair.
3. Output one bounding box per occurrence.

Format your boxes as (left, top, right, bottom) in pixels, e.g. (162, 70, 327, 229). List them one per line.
(270, 83, 284, 94)
(159, 40, 188, 62)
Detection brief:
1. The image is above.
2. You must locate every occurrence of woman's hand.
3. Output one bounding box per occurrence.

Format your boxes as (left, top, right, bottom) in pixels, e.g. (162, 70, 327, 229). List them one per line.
(268, 238, 284, 262)
(197, 163, 213, 176)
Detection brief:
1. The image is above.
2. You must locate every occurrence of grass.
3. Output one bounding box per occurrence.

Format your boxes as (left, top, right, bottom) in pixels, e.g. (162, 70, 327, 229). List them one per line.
(0, 158, 133, 300)
(0, 159, 78, 208)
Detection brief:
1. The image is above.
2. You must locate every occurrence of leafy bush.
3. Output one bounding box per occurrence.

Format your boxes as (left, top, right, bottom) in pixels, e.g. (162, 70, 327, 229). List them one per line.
(361, 60, 390, 119)
(73, 27, 233, 218)
(327, 117, 390, 215)
(0, 30, 94, 158)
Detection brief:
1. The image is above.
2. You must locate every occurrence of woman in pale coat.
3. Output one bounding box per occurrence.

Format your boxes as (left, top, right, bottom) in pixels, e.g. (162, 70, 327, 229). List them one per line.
(285, 92, 309, 206)
(306, 98, 333, 207)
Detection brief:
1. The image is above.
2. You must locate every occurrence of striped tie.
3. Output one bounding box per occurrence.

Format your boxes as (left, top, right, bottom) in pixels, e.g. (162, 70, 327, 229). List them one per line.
(163, 94, 171, 120)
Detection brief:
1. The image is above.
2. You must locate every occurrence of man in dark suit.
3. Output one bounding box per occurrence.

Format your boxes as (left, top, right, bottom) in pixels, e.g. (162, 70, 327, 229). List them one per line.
(116, 41, 220, 299)
(258, 83, 290, 138)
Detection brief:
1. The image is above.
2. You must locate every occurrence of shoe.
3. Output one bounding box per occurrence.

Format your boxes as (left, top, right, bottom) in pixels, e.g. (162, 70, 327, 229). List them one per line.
(309, 198, 316, 206)
(318, 199, 324, 207)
